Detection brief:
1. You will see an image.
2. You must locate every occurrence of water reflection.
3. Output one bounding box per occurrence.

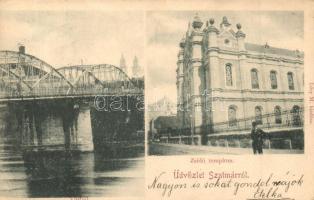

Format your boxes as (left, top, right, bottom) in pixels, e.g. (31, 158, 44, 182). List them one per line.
(0, 101, 144, 197)
(21, 151, 144, 197)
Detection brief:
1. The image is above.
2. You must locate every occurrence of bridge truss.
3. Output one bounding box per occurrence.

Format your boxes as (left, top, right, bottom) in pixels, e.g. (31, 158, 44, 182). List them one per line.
(0, 51, 142, 100)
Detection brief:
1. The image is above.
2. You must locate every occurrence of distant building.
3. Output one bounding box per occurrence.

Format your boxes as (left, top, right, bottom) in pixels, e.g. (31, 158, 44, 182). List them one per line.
(148, 97, 176, 139)
(148, 96, 176, 120)
(176, 15, 304, 140)
(151, 115, 178, 139)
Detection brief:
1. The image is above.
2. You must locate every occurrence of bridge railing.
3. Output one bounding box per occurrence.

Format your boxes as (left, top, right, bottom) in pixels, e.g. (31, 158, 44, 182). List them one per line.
(0, 85, 143, 99)
(0, 51, 144, 99)
(157, 107, 304, 138)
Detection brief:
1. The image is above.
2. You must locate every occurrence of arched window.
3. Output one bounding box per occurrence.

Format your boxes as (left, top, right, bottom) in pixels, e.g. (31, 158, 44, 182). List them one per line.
(287, 72, 294, 90)
(255, 106, 263, 124)
(274, 106, 282, 124)
(270, 71, 278, 89)
(251, 69, 259, 89)
(291, 105, 301, 126)
(228, 105, 237, 127)
(225, 64, 233, 86)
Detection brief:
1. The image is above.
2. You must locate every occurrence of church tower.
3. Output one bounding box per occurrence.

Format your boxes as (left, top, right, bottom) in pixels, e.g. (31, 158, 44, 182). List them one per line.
(190, 14, 205, 141)
(176, 36, 185, 130)
(119, 54, 127, 73)
(132, 56, 141, 77)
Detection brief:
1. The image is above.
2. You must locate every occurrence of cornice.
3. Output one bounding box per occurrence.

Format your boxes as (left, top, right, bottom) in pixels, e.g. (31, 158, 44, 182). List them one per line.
(210, 88, 304, 95)
(205, 47, 304, 65)
(191, 58, 202, 63)
(211, 97, 304, 102)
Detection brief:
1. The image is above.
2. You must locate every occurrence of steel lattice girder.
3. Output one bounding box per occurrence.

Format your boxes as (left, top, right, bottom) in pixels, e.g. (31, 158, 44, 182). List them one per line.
(0, 51, 140, 97)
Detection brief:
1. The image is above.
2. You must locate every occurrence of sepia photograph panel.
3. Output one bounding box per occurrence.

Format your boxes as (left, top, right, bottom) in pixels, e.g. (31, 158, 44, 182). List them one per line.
(147, 11, 304, 156)
(0, 10, 144, 197)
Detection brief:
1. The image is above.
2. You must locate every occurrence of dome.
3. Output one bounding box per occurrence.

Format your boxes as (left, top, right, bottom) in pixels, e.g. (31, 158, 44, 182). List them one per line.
(192, 14, 203, 29)
(221, 16, 231, 27)
(235, 23, 246, 38)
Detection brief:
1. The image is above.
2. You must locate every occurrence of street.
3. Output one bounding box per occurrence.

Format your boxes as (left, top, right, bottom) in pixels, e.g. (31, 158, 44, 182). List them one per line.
(148, 142, 304, 155)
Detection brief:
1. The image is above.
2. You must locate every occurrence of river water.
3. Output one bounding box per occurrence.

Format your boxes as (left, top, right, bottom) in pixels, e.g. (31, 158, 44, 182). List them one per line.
(0, 102, 144, 198)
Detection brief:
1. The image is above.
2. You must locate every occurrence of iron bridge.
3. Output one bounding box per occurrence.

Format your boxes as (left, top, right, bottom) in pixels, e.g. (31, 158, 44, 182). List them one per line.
(0, 50, 143, 101)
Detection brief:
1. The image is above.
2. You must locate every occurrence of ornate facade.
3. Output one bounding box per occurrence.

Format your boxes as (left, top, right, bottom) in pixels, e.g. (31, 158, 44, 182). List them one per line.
(176, 15, 304, 138)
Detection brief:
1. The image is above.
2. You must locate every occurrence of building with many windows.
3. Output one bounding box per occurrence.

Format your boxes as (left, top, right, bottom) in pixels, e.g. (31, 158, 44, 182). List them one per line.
(176, 15, 304, 142)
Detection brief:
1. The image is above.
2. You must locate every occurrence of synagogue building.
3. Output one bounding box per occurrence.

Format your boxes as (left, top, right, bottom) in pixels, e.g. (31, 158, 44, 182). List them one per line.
(176, 15, 304, 139)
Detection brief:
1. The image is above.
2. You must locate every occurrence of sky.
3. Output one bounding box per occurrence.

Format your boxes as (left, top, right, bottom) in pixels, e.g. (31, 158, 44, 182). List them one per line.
(146, 11, 304, 105)
(0, 10, 144, 75)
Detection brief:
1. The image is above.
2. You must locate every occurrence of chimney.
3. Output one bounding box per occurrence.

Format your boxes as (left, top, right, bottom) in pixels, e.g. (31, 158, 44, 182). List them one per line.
(19, 45, 25, 54)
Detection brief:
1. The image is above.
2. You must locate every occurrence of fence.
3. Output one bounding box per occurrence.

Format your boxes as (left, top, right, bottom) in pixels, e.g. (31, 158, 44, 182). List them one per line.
(157, 107, 304, 150)
(209, 107, 303, 133)
(170, 107, 304, 135)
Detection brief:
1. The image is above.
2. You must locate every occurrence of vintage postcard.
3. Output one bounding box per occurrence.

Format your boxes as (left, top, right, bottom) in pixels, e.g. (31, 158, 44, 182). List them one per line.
(0, 5, 144, 199)
(0, 0, 313, 200)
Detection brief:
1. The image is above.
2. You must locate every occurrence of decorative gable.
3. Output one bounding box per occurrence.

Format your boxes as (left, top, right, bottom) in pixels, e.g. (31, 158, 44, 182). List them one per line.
(218, 29, 238, 49)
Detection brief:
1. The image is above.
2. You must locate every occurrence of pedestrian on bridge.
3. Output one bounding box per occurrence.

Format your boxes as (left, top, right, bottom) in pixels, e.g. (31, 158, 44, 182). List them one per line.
(251, 121, 268, 154)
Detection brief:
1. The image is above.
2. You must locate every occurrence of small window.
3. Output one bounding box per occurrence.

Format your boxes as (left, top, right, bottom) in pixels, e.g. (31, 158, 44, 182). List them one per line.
(228, 105, 237, 127)
(251, 69, 259, 89)
(274, 106, 282, 124)
(291, 105, 301, 126)
(270, 71, 278, 89)
(225, 64, 233, 86)
(287, 72, 294, 90)
(255, 106, 263, 124)
(224, 39, 230, 44)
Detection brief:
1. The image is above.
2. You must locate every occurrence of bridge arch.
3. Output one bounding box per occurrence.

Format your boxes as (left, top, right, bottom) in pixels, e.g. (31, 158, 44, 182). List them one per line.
(0, 65, 33, 97)
(0, 50, 143, 98)
(57, 64, 139, 95)
(58, 65, 105, 95)
(89, 64, 136, 87)
(0, 51, 74, 96)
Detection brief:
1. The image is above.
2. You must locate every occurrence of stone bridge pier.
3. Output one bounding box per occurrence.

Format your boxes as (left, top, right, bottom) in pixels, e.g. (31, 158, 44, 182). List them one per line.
(4, 99, 94, 151)
(2, 95, 144, 153)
